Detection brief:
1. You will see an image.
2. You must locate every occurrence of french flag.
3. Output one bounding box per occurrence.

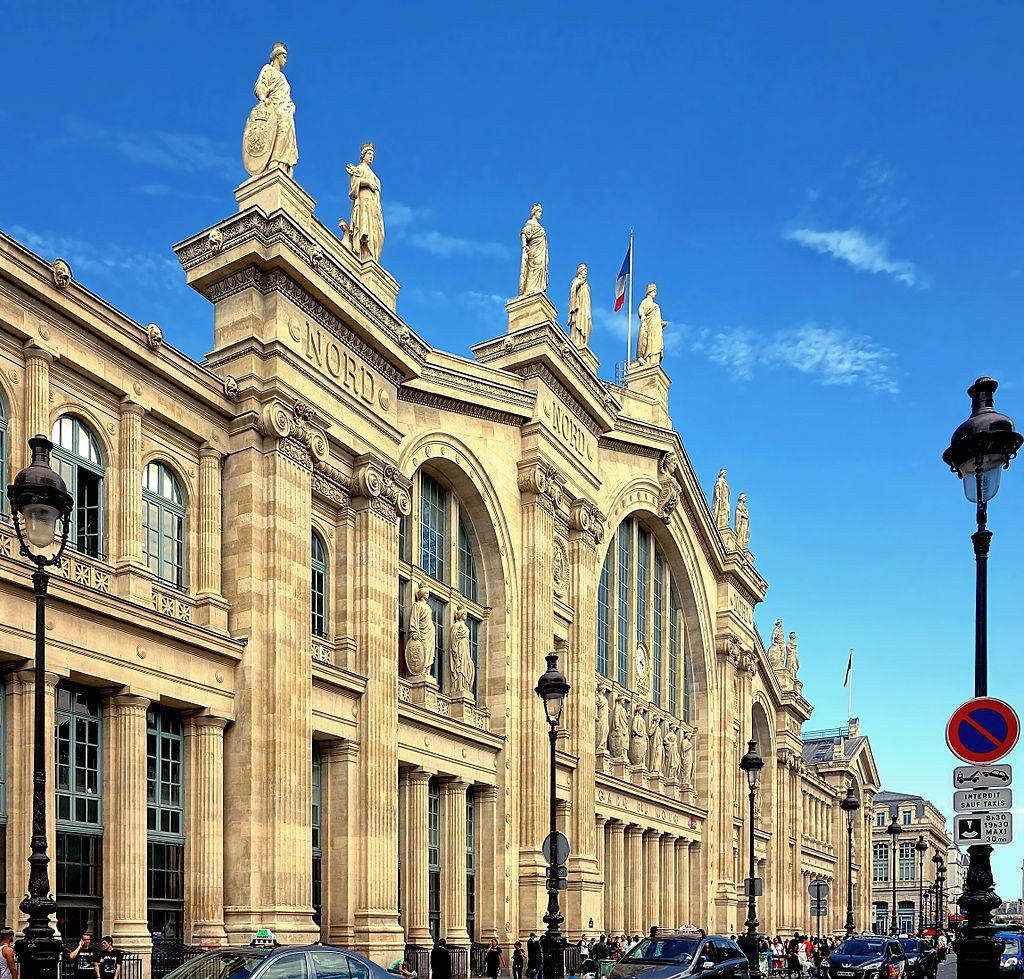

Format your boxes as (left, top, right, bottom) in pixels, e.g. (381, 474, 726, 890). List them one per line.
(614, 241, 631, 311)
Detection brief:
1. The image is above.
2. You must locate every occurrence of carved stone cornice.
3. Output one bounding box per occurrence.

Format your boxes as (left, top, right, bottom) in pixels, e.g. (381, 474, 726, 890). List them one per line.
(257, 399, 329, 471)
(351, 452, 412, 525)
(312, 458, 352, 508)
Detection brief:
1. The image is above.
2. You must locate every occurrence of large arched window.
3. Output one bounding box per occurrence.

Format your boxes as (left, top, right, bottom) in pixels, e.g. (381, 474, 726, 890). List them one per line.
(143, 462, 186, 588)
(311, 531, 328, 638)
(52, 415, 104, 558)
(398, 470, 484, 697)
(597, 515, 689, 720)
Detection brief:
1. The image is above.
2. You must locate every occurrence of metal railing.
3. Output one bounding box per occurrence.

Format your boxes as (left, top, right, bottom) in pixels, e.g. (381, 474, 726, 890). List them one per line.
(151, 942, 208, 979)
(59, 953, 143, 979)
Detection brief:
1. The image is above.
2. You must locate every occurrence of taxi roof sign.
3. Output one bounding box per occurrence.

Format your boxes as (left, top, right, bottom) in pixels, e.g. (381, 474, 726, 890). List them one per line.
(252, 929, 277, 946)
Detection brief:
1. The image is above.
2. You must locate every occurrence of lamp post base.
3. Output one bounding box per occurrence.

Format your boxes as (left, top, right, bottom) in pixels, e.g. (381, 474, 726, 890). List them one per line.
(737, 933, 760, 971)
(540, 932, 565, 979)
(14, 936, 63, 979)
(954, 844, 1004, 979)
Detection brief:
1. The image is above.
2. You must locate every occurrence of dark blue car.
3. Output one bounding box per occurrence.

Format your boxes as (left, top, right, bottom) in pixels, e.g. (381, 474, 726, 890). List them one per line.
(996, 931, 1023, 977)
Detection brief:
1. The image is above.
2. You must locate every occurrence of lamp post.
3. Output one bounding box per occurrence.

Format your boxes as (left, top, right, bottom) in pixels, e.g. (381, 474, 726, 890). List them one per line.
(942, 377, 1021, 978)
(886, 817, 902, 935)
(915, 836, 928, 934)
(535, 652, 570, 979)
(937, 864, 947, 933)
(7, 435, 73, 979)
(924, 885, 935, 931)
(932, 851, 943, 932)
(738, 740, 764, 971)
(840, 785, 861, 937)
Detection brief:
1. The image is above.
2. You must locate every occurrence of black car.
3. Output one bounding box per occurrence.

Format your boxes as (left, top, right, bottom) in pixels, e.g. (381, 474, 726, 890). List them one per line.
(823, 936, 908, 978)
(164, 940, 394, 979)
(608, 931, 750, 977)
(898, 938, 937, 978)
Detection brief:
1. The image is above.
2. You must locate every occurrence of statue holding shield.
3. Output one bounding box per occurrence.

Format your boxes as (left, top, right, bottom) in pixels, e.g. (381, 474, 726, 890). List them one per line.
(242, 42, 299, 177)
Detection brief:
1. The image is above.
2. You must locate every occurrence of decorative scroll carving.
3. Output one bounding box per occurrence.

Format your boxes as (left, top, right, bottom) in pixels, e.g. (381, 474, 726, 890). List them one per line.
(517, 461, 565, 511)
(657, 452, 681, 523)
(569, 498, 606, 546)
(257, 399, 330, 467)
(351, 456, 412, 524)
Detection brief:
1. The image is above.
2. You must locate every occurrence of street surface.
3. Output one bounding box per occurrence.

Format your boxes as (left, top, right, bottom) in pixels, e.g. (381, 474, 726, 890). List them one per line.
(936, 955, 956, 979)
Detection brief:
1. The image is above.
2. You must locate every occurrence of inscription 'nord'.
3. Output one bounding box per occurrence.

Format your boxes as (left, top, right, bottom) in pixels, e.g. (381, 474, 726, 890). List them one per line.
(302, 323, 376, 406)
(548, 400, 591, 460)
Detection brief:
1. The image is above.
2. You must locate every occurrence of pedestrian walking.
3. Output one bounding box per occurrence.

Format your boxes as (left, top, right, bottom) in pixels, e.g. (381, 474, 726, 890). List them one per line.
(512, 941, 525, 979)
(484, 939, 505, 979)
(96, 937, 123, 979)
(591, 935, 609, 961)
(0, 928, 18, 979)
(526, 933, 542, 978)
(431, 939, 451, 979)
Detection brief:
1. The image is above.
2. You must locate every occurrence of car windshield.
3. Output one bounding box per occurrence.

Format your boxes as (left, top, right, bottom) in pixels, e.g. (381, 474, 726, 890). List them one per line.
(835, 940, 886, 957)
(622, 938, 701, 963)
(1000, 937, 1021, 956)
(900, 940, 921, 952)
(164, 950, 272, 979)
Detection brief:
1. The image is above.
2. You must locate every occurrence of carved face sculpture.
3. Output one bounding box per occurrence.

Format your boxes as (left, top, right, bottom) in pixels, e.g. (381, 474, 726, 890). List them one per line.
(719, 468, 727, 478)
(271, 44, 288, 68)
(577, 264, 588, 281)
(531, 203, 543, 220)
(362, 145, 375, 164)
(52, 259, 72, 289)
(646, 283, 657, 298)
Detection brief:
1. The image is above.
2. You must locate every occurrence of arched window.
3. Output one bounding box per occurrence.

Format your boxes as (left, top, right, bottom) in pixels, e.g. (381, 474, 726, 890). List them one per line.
(52, 415, 104, 558)
(143, 462, 186, 588)
(398, 470, 484, 697)
(311, 531, 328, 638)
(598, 515, 688, 719)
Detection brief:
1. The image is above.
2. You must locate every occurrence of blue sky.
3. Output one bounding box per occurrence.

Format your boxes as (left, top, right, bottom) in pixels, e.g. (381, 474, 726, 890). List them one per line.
(6, 3, 1023, 890)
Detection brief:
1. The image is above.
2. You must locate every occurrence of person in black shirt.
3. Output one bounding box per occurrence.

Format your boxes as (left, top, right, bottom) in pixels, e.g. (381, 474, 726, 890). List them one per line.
(484, 939, 505, 979)
(96, 938, 123, 979)
(512, 941, 525, 979)
(69, 933, 97, 979)
(526, 934, 542, 978)
(430, 939, 451, 979)
(590, 936, 609, 962)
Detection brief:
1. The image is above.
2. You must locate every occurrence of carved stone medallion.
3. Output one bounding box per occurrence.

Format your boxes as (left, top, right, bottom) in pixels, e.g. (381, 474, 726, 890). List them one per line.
(552, 537, 569, 599)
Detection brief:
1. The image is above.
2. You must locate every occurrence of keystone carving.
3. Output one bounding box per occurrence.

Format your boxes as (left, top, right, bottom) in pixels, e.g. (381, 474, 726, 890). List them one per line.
(52, 258, 72, 289)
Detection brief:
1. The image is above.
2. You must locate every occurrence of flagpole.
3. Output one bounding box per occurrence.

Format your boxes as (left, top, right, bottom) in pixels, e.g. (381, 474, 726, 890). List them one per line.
(627, 227, 634, 368)
(848, 648, 853, 722)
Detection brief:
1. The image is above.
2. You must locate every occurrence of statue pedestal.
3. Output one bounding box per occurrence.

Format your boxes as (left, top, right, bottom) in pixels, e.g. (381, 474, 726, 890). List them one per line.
(626, 361, 671, 426)
(407, 675, 439, 705)
(595, 748, 609, 775)
(630, 766, 646, 789)
(235, 168, 316, 228)
(649, 773, 665, 795)
(448, 693, 476, 722)
(610, 759, 629, 780)
(506, 292, 558, 332)
(577, 345, 599, 376)
(354, 257, 400, 312)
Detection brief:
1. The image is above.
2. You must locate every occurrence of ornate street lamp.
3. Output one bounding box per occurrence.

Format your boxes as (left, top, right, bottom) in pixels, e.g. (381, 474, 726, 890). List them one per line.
(7, 435, 73, 979)
(535, 652, 570, 979)
(924, 885, 935, 931)
(942, 377, 1020, 978)
(738, 739, 764, 970)
(840, 785, 861, 937)
(886, 816, 902, 935)
(915, 836, 928, 934)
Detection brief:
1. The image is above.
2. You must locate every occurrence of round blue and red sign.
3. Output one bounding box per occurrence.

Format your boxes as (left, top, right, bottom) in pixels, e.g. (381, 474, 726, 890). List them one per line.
(946, 697, 1020, 764)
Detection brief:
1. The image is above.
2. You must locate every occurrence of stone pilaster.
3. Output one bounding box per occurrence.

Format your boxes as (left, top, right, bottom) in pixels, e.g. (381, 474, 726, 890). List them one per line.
(221, 428, 315, 944)
(103, 694, 152, 970)
(675, 840, 690, 928)
(441, 779, 470, 946)
(605, 821, 625, 934)
(594, 817, 607, 895)
(114, 399, 151, 602)
(349, 453, 409, 962)
(184, 714, 229, 946)
(689, 842, 704, 927)
(5, 670, 58, 935)
(195, 445, 228, 630)
(400, 770, 432, 945)
(475, 785, 500, 942)
(660, 836, 675, 929)
(324, 740, 360, 947)
(23, 343, 52, 463)
(625, 825, 643, 934)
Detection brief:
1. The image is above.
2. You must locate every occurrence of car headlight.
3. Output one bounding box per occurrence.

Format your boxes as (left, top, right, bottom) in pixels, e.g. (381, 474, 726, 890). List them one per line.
(1003, 957, 1019, 967)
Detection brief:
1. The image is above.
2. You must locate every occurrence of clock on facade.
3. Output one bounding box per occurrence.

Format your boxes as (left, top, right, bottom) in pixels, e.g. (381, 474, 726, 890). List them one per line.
(635, 644, 648, 681)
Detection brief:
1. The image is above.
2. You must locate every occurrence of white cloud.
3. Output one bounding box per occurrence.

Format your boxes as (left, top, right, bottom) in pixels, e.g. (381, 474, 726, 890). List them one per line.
(784, 226, 922, 288)
(387, 200, 508, 260)
(8, 224, 180, 288)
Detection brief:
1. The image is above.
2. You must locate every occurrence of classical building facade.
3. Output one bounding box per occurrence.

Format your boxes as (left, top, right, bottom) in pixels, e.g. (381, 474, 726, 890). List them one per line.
(0, 162, 881, 971)
(870, 791, 952, 933)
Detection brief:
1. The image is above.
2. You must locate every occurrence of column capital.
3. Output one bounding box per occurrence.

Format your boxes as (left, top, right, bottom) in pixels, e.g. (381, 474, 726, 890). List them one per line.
(642, 827, 660, 840)
(660, 832, 676, 844)
(403, 768, 433, 787)
(608, 818, 627, 835)
(595, 814, 608, 828)
(625, 823, 645, 839)
(440, 777, 470, 795)
(119, 397, 147, 418)
(104, 692, 151, 713)
(23, 341, 54, 365)
(184, 712, 230, 732)
(200, 443, 225, 461)
(478, 784, 499, 803)
(11, 668, 60, 689)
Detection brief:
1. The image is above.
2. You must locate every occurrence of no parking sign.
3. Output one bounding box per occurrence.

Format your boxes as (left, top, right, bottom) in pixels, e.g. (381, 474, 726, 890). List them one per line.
(946, 697, 1020, 764)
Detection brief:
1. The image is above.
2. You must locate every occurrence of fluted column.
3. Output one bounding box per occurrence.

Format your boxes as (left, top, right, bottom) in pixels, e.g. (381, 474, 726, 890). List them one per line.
(195, 445, 228, 629)
(475, 785, 499, 942)
(402, 770, 433, 945)
(606, 822, 625, 934)
(689, 842, 704, 927)
(5, 670, 58, 934)
(675, 840, 690, 927)
(660, 836, 675, 929)
(103, 694, 152, 965)
(117, 399, 145, 567)
(184, 714, 229, 946)
(324, 741, 360, 946)
(625, 825, 644, 934)
(595, 817, 607, 891)
(441, 779, 470, 946)
(23, 343, 52, 463)
(643, 830, 660, 931)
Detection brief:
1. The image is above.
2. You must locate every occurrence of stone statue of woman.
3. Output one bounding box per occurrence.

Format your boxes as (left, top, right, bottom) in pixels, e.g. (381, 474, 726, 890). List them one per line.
(664, 725, 681, 780)
(735, 492, 750, 550)
(680, 730, 694, 786)
(768, 618, 785, 665)
(404, 587, 435, 675)
(609, 697, 628, 759)
(340, 142, 384, 263)
(628, 707, 648, 766)
(243, 42, 299, 177)
(648, 715, 664, 775)
(636, 282, 666, 365)
(449, 606, 474, 695)
(786, 631, 799, 674)
(518, 203, 548, 297)
(595, 685, 610, 751)
(568, 263, 592, 348)
(712, 468, 730, 530)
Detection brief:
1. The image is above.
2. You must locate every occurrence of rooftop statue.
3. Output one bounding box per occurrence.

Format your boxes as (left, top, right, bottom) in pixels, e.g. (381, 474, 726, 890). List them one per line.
(735, 492, 750, 551)
(785, 630, 799, 674)
(567, 263, 592, 349)
(518, 203, 549, 297)
(339, 142, 385, 263)
(242, 42, 298, 177)
(636, 282, 666, 366)
(768, 618, 785, 666)
(712, 467, 730, 530)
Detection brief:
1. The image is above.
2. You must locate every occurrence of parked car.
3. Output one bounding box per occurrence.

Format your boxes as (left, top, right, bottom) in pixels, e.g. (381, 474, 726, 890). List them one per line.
(996, 931, 1023, 977)
(608, 930, 751, 977)
(898, 938, 937, 978)
(822, 936, 907, 977)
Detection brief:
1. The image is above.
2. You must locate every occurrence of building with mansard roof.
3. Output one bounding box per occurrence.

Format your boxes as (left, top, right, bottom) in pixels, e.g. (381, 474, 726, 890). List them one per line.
(0, 160, 880, 974)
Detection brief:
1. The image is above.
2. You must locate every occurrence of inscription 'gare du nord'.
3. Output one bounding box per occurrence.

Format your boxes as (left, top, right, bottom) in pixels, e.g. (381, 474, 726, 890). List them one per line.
(290, 320, 382, 406)
(597, 788, 697, 828)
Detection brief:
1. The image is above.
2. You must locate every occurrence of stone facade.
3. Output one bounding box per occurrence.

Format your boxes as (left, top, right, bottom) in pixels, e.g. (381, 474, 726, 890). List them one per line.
(0, 167, 881, 971)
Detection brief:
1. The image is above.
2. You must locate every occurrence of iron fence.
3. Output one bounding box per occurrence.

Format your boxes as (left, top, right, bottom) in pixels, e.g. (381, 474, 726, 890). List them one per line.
(150, 942, 208, 979)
